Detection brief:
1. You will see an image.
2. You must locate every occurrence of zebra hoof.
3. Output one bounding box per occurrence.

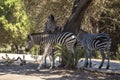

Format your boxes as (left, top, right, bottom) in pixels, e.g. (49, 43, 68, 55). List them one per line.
(84, 62, 88, 68)
(98, 66, 102, 69)
(64, 66, 67, 68)
(57, 64, 65, 68)
(36, 67, 41, 71)
(64, 65, 68, 68)
(89, 62, 92, 68)
(106, 66, 109, 69)
(84, 64, 88, 68)
(49, 67, 53, 70)
(89, 65, 92, 68)
(49, 66, 56, 70)
(84, 65, 87, 68)
(36, 69, 40, 72)
(43, 64, 47, 68)
(52, 66, 56, 69)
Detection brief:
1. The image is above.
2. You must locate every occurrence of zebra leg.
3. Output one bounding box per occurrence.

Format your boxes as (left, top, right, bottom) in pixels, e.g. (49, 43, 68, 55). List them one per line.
(49, 49, 55, 70)
(99, 50, 105, 69)
(49, 54, 54, 70)
(106, 49, 110, 69)
(52, 50, 55, 68)
(44, 55, 47, 68)
(37, 45, 50, 71)
(64, 52, 70, 68)
(37, 53, 47, 71)
(89, 51, 92, 68)
(49, 46, 55, 69)
(84, 50, 89, 68)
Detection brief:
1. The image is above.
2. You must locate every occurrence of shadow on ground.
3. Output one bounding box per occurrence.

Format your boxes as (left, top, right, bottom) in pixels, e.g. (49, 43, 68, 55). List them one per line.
(0, 62, 120, 80)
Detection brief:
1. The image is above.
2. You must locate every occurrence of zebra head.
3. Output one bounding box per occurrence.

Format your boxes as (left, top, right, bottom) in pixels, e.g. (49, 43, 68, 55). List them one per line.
(77, 29, 88, 42)
(25, 34, 34, 52)
(43, 14, 58, 33)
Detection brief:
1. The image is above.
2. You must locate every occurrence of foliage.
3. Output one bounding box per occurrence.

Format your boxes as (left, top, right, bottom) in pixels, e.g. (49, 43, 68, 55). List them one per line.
(23, 0, 73, 32)
(82, 0, 120, 59)
(0, 0, 31, 46)
(0, 44, 11, 53)
(0, 0, 119, 60)
(54, 44, 85, 68)
(28, 45, 40, 56)
(28, 45, 40, 60)
(74, 46, 86, 65)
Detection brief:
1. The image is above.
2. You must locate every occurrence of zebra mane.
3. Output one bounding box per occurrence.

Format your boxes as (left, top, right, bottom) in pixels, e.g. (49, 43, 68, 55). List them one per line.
(27, 33, 43, 40)
(29, 32, 57, 37)
(27, 32, 48, 40)
(30, 33, 44, 35)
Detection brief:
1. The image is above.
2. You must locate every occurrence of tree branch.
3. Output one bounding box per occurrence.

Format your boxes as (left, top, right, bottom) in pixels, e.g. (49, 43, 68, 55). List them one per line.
(71, 0, 80, 14)
(63, 0, 92, 34)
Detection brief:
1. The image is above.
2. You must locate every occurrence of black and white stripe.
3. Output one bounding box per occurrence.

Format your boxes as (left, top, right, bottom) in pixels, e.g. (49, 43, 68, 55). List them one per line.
(25, 32, 77, 70)
(77, 29, 111, 69)
(41, 14, 62, 69)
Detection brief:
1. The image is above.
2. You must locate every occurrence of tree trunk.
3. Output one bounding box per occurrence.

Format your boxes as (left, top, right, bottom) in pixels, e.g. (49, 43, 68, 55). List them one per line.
(63, 0, 92, 35)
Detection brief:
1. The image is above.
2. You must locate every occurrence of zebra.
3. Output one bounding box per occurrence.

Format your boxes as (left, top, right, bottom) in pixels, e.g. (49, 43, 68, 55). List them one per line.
(43, 14, 62, 33)
(25, 32, 77, 71)
(41, 14, 62, 68)
(77, 29, 111, 69)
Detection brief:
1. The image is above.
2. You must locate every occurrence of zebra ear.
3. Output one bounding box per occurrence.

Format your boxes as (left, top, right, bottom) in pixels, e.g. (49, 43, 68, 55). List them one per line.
(49, 14, 55, 21)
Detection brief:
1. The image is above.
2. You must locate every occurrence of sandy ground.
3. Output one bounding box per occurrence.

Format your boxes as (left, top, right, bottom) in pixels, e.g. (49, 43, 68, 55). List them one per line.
(0, 53, 120, 80)
(0, 62, 120, 80)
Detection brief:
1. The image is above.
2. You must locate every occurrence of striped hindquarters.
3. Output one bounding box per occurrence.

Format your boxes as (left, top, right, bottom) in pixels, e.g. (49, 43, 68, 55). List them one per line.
(85, 33, 111, 50)
(56, 32, 77, 48)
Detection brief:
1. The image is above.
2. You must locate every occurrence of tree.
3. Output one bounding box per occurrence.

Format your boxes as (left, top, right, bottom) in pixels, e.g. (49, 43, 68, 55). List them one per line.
(23, 0, 119, 62)
(24, 0, 92, 68)
(0, 0, 31, 52)
(81, 0, 120, 59)
(61, 0, 92, 68)
(23, 0, 73, 32)
(97, 0, 120, 59)
(63, 0, 92, 34)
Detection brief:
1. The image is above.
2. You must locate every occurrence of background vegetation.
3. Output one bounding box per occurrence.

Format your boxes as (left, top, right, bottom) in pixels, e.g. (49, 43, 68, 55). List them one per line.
(0, 0, 119, 60)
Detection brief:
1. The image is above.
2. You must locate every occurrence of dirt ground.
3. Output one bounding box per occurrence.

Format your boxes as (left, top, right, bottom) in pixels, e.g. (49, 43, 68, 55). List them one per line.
(0, 62, 120, 80)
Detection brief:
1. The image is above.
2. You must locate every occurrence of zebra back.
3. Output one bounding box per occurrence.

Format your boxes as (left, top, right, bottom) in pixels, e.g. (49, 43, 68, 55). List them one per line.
(77, 29, 111, 50)
(28, 32, 77, 48)
(95, 33, 111, 42)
